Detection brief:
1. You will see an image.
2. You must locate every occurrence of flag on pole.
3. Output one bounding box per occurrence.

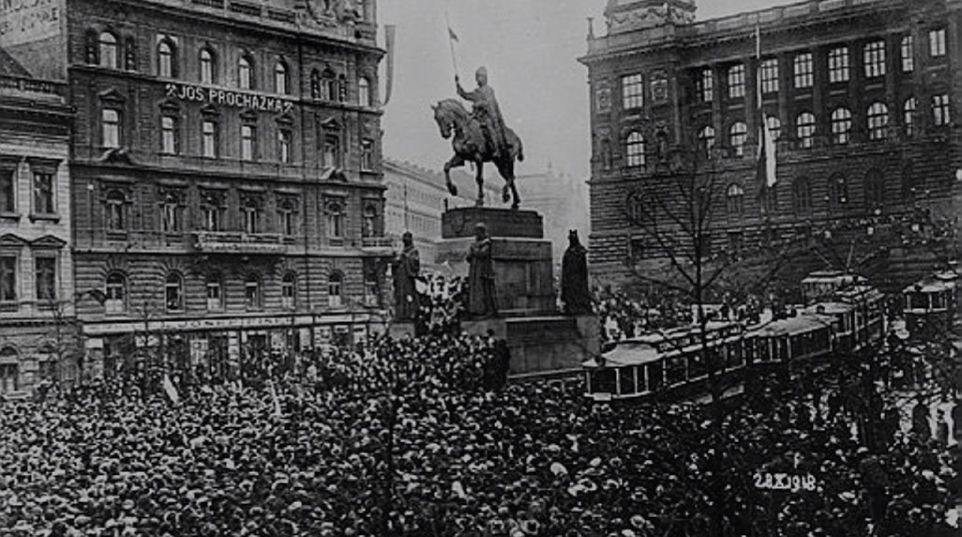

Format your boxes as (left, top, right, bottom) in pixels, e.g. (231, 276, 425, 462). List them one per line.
(448, 27, 459, 42)
(754, 25, 777, 190)
(758, 115, 777, 188)
(382, 25, 396, 107)
(162, 374, 180, 405)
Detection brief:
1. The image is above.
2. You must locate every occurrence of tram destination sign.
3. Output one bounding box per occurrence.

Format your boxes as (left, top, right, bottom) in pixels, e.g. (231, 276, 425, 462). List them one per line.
(165, 83, 295, 114)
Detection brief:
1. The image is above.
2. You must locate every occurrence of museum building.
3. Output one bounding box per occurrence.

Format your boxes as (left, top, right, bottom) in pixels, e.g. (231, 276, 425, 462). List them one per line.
(581, 0, 962, 288)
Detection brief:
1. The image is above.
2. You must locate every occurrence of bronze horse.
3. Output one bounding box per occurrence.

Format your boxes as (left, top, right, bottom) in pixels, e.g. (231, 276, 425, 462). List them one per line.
(432, 99, 524, 209)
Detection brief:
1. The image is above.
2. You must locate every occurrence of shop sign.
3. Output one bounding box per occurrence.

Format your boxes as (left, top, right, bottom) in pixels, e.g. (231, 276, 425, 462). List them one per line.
(165, 82, 295, 114)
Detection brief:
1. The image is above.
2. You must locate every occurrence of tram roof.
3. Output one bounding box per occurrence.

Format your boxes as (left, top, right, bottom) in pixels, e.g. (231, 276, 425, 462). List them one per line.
(748, 313, 835, 338)
(903, 277, 958, 294)
(584, 341, 661, 369)
(803, 301, 854, 315)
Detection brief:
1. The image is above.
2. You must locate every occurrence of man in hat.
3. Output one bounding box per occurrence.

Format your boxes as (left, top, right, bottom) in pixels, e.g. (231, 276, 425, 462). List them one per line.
(456, 67, 510, 161)
(391, 231, 421, 322)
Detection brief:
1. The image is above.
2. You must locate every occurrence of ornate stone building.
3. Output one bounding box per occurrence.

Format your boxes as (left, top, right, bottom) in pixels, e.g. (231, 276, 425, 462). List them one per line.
(581, 0, 962, 290)
(4, 0, 388, 378)
(0, 49, 74, 395)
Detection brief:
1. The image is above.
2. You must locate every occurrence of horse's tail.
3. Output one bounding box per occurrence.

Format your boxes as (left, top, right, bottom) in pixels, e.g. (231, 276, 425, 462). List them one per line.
(516, 137, 525, 162)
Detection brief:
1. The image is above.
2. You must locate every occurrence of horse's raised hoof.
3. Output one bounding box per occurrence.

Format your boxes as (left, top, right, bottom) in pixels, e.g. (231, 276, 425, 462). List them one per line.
(447, 182, 458, 196)
(501, 185, 510, 203)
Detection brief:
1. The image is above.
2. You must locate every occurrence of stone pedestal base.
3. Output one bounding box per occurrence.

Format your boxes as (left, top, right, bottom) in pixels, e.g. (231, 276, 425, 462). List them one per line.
(439, 207, 554, 316)
(462, 315, 600, 378)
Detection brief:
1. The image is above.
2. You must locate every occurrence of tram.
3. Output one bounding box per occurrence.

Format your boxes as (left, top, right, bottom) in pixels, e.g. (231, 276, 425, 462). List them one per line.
(585, 277, 887, 403)
(903, 270, 959, 338)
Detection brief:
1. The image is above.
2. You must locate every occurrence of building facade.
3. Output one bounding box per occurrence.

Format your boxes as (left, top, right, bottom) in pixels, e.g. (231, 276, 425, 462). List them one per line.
(0, 50, 74, 395)
(383, 158, 498, 270)
(581, 0, 962, 288)
(514, 166, 590, 265)
(5, 0, 388, 378)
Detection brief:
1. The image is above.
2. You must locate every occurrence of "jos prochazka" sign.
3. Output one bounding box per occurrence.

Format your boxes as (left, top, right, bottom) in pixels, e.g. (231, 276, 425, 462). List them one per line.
(165, 83, 295, 114)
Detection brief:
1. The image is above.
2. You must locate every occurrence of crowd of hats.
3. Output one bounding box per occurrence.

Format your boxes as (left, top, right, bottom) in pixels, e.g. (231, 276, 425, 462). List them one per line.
(0, 333, 959, 536)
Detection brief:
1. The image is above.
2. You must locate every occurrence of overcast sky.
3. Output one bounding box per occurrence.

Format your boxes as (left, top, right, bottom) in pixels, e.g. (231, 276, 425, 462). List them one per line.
(377, 0, 798, 181)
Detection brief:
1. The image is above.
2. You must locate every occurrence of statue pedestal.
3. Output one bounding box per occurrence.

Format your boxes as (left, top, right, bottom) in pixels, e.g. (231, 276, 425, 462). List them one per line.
(439, 207, 554, 315)
(439, 207, 599, 378)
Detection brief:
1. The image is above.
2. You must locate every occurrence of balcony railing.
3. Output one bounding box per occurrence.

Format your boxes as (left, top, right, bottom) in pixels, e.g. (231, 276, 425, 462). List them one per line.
(192, 231, 286, 254)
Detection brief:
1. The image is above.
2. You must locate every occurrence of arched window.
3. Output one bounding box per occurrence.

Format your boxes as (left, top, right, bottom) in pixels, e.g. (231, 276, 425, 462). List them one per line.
(157, 38, 176, 78)
(729, 122, 748, 156)
(98, 32, 118, 69)
(698, 126, 715, 157)
(244, 274, 261, 310)
(160, 113, 178, 155)
(726, 184, 745, 217)
(796, 112, 816, 148)
(625, 132, 646, 167)
(793, 177, 812, 213)
(323, 68, 338, 100)
(903, 97, 917, 136)
(0, 346, 18, 394)
(358, 77, 371, 107)
(205, 273, 223, 311)
(831, 108, 852, 145)
(105, 190, 126, 232)
(281, 272, 296, 309)
(766, 115, 782, 140)
(831, 174, 849, 206)
(867, 102, 889, 140)
(105, 272, 127, 314)
(362, 204, 377, 238)
(199, 47, 216, 84)
(328, 272, 343, 308)
(238, 54, 254, 90)
(864, 169, 885, 208)
(165, 272, 184, 312)
(274, 60, 288, 94)
(326, 200, 344, 238)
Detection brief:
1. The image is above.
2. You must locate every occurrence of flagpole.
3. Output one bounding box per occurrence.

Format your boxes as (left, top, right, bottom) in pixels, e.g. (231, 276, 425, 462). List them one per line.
(444, 10, 460, 79)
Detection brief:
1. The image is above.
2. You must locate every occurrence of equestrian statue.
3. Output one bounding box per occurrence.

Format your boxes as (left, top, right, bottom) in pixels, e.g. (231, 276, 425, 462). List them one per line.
(432, 66, 525, 209)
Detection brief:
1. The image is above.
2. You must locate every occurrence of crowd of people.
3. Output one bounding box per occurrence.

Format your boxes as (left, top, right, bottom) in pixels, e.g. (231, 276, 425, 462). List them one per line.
(1, 327, 958, 537)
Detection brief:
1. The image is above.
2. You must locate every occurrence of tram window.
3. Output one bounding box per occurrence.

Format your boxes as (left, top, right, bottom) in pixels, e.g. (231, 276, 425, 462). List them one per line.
(934, 293, 946, 309)
(666, 356, 687, 385)
(620, 367, 636, 395)
(591, 369, 617, 394)
(646, 362, 664, 392)
(757, 340, 772, 363)
(689, 353, 707, 379)
(727, 343, 744, 368)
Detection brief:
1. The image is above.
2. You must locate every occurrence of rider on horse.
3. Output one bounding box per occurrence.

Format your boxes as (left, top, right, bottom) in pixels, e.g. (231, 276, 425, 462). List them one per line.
(456, 66, 510, 161)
